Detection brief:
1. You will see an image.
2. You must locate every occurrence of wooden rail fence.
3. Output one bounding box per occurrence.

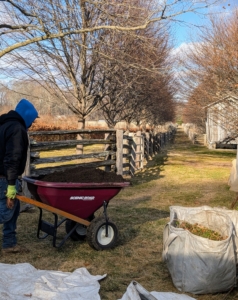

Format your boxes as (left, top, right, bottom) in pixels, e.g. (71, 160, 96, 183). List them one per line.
(25, 127, 176, 180)
(182, 124, 206, 146)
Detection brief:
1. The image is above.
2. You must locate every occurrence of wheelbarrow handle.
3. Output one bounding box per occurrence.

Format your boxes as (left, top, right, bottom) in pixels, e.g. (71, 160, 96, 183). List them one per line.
(16, 195, 91, 226)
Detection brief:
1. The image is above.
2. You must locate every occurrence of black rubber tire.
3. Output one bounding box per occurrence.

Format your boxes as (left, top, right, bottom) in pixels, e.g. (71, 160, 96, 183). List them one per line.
(86, 216, 118, 250)
(65, 215, 94, 241)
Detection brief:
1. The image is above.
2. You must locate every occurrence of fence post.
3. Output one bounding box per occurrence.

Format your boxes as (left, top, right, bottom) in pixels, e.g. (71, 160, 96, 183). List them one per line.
(157, 132, 161, 152)
(145, 132, 150, 160)
(141, 133, 144, 169)
(149, 132, 153, 157)
(152, 131, 156, 155)
(161, 133, 165, 148)
(154, 132, 159, 153)
(22, 135, 31, 198)
(135, 131, 142, 169)
(116, 129, 123, 175)
(104, 132, 111, 172)
(76, 120, 84, 154)
(122, 131, 129, 176)
(129, 132, 135, 176)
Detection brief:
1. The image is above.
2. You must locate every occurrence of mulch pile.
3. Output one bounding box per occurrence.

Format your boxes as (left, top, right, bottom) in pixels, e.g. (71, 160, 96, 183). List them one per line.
(40, 166, 128, 183)
(176, 220, 226, 241)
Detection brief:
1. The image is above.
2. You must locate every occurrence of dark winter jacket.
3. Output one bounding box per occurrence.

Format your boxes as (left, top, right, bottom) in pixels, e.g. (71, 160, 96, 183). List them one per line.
(0, 99, 38, 184)
(0, 110, 29, 184)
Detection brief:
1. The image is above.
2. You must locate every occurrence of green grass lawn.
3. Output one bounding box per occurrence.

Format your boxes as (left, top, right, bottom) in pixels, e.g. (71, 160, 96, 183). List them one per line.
(37, 144, 106, 168)
(1, 127, 237, 300)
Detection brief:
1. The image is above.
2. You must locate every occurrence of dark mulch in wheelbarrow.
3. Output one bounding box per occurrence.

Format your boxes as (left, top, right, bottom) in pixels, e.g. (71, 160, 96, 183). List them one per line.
(40, 166, 128, 183)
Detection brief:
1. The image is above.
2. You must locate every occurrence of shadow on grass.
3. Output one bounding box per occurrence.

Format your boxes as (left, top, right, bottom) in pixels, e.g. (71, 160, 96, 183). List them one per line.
(173, 130, 236, 158)
(130, 129, 235, 187)
(109, 196, 169, 246)
(112, 203, 169, 225)
(131, 149, 169, 186)
(114, 208, 169, 247)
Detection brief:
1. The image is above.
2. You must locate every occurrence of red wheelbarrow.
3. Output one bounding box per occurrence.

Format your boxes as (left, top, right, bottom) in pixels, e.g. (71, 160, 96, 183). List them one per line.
(17, 177, 130, 250)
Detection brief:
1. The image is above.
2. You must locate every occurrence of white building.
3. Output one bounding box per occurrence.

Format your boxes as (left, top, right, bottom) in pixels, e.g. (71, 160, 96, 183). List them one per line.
(205, 95, 238, 148)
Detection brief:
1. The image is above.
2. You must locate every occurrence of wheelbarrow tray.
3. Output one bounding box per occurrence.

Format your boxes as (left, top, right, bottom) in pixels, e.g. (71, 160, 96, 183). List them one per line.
(23, 176, 130, 219)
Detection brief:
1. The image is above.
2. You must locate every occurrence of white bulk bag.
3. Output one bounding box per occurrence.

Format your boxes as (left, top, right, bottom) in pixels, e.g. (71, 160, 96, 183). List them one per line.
(162, 206, 236, 294)
(170, 205, 238, 262)
(228, 159, 238, 192)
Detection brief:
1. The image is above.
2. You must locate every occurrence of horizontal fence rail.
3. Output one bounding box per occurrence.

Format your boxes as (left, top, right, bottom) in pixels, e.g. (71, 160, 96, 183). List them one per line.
(25, 126, 176, 179)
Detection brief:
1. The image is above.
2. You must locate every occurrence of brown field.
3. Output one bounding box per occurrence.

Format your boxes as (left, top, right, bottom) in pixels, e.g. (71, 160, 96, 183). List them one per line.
(30, 114, 78, 131)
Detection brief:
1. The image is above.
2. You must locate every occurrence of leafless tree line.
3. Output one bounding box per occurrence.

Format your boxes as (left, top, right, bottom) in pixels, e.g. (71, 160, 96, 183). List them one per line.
(0, 0, 223, 57)
(0, 0, 226, 130)
(180, 8, 238, 134)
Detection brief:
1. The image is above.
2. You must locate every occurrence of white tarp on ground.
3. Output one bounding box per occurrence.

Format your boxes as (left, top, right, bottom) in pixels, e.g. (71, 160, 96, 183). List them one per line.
(0, 263, 106, 300)
(0, 264, 197, 300)
(118, 281, 196, 300)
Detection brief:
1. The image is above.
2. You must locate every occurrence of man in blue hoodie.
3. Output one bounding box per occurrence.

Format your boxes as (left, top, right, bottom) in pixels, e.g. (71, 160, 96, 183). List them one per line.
(0, 99, 38, 254)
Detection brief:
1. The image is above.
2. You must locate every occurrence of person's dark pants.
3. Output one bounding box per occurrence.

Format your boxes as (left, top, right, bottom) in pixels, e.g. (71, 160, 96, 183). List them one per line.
(0, 178, 20, 249)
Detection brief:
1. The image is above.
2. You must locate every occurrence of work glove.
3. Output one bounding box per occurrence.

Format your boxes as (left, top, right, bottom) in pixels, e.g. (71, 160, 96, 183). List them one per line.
(6, 185, 17, 199)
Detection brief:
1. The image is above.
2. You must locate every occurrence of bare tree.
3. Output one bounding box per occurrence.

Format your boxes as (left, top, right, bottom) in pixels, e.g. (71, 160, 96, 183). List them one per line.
(1, 0, 173, 120)
(99, 19, 176, 128)
(0, 0, 226, 58)
(0, 0, 227, 140)
(180, 8, 238, 134)
(1, 1, 109, 129)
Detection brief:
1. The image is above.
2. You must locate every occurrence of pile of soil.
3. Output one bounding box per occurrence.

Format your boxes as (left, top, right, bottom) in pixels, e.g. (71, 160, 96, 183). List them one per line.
(175, 220, 226, 241)
(40, 166, 128, 183)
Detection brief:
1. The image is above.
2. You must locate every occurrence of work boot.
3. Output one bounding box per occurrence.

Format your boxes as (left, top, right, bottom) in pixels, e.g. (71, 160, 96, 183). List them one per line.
(2, 245, 30, 254)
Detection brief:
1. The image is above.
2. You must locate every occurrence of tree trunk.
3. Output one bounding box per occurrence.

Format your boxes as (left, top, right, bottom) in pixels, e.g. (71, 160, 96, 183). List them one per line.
(76, 119, 85, 154)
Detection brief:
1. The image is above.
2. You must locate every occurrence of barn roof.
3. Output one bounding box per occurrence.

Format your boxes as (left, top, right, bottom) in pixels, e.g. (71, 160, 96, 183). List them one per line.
(204, 95, 238, 109)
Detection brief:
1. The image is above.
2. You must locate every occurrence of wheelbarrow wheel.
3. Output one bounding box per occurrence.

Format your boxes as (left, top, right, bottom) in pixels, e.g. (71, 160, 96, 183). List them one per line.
(86, 216, 118, 250)
(65, 215, 94, 241)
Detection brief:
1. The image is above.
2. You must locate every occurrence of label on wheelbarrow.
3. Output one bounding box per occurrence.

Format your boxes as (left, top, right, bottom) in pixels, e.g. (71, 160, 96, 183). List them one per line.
(70, 196, 95, 201)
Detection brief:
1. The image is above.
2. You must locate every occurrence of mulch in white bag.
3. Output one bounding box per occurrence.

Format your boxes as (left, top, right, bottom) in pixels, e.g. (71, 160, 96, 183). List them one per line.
(163, 206, 236, 294)
(118, 281, 196, 300)
(0, 263, 106, 300)
(172, 205, 238, 262)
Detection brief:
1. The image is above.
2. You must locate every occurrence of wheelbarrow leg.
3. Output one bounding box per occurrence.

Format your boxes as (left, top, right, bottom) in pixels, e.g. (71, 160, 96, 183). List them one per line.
(55, 221, 79, 248)
(37, 208, 77, 248)
(103, 201, 109, 237)
(17, 195, 91, 248)
(37, 208, 59, 243)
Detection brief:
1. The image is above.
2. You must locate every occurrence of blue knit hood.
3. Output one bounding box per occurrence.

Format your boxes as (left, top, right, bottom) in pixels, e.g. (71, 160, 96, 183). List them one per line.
(15, 99, 39, 128)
